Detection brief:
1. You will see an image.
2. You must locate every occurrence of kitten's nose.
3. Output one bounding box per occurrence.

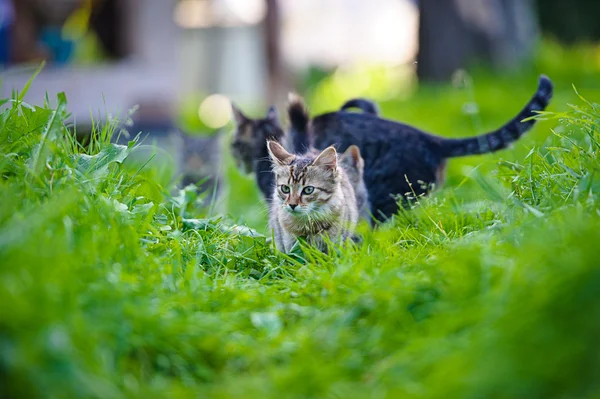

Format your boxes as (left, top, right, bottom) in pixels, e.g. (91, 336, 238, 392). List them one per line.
(289, 204, 297, 210)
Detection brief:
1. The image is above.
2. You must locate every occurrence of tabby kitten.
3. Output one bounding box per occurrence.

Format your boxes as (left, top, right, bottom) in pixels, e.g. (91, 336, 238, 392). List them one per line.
(230, 98, 379, 202)
(289, 75, 554, 221)
(267, 141, 362, 253)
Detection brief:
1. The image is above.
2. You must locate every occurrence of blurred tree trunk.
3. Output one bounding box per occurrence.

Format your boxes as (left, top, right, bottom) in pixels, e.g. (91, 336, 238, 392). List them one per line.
(90, 0, 128, 60)
(417, 0, 538, 82)
(264, 0, 282, 105)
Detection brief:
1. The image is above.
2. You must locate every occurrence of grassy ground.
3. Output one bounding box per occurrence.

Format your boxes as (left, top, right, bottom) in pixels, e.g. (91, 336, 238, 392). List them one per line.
(2, 44, 600, 398)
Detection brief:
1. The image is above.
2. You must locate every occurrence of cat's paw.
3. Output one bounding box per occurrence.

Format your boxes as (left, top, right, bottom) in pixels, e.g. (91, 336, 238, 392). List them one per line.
(350, 234, 363, 245)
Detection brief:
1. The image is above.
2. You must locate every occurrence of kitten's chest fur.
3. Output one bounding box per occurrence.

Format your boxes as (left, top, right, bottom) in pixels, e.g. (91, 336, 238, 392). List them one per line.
(271, 211, 342, 253)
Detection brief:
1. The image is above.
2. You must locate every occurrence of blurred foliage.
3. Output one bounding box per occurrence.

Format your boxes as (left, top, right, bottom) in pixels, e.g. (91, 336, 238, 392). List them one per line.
(60, 0, 109, 65)
(1, 42, 600, 398)
(177, 93, 221, 137)
(62, 0, 93, 42)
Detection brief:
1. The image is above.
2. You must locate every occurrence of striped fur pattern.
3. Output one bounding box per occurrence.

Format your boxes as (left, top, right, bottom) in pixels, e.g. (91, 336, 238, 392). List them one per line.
(267, 141, 361, 253)
(439, 76, 553, 157)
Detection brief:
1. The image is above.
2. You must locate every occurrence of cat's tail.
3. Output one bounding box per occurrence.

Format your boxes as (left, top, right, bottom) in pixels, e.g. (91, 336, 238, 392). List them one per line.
(339, 98, 379, 115)
(439, 75, 553, 158)
(288, 93, 311, 154)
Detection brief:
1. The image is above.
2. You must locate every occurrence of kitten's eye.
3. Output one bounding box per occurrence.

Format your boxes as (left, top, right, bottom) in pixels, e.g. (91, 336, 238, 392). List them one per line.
(302, 186, 315, 195)
(280, 185, 290, 194)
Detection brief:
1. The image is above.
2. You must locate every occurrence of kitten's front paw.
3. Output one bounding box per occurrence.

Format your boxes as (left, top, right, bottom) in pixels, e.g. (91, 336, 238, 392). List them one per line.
(350, 234, 363, 245)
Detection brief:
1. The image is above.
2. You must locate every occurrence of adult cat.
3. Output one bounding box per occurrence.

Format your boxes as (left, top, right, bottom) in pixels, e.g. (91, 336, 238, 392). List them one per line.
(289, 75, 554, 221)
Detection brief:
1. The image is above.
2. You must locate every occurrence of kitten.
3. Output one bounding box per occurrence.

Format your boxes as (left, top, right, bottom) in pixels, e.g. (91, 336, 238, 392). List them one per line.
(230, 98, 379, 202)
(288, 75, 554, 221)
(338, 145, 370, 221)
(267, 141, 362, 253)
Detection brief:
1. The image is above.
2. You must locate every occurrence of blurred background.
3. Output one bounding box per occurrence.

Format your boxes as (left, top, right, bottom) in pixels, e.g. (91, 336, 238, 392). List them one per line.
(1, 0, 599, 231)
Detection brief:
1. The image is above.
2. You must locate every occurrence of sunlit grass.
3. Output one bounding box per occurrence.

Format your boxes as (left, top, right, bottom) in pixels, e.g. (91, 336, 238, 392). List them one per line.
(2, 43, 600, 398)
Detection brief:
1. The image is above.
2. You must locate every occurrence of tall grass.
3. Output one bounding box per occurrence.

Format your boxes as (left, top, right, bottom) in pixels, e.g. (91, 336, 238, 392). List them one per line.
(1, 70, 599, 398)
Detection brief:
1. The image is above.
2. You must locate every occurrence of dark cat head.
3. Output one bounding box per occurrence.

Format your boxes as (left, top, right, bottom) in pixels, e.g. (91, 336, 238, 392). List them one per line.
(230, 104, 285, 174)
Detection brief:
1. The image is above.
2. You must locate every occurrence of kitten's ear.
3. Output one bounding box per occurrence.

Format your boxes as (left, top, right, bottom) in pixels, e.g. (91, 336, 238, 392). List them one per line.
(340, 145, 364, 171)
(267, 141, 295, 166)
(265, 106, 280, 126)
(312, 146, 338, 170)
(231, 102, 249, 126)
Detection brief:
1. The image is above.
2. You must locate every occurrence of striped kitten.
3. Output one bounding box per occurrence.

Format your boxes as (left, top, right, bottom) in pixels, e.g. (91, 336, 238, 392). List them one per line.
(267, 141, 362, 253)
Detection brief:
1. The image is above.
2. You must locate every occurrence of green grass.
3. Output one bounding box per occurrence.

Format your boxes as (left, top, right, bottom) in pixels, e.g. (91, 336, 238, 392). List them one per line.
(2, 45, 600, 398)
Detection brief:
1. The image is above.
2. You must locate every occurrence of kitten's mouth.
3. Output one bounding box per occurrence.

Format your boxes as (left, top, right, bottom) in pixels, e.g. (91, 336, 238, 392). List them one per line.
(285, 207, 305, 216)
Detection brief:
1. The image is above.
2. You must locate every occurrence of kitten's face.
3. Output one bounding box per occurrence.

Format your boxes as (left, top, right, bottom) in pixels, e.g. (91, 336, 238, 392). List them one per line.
(268, 141, 339, 219)
(230, 105, 281, 174)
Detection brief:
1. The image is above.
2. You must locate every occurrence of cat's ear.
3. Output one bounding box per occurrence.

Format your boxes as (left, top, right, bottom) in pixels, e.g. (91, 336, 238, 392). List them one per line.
(312, 146, 338, 170)
(267, 141, 295, 166)
(231, 102, 249, 126)
(340, 145, 364, 171)
(265, 106, 280, 126)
